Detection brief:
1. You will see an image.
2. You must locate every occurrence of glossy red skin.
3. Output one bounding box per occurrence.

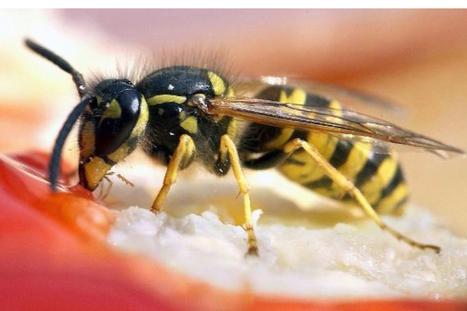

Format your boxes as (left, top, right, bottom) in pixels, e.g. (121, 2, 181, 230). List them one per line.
(0, 152, 465, 311)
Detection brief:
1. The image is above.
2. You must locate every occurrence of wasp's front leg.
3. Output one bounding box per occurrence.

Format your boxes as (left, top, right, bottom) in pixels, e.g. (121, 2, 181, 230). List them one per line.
(150, 134, 196, 213)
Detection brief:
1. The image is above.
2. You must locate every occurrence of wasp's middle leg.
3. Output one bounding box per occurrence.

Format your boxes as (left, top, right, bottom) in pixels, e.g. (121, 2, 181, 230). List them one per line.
(220, 135, 258, 256)
(150, 134, 195, 213)
(283, 138, 441, 253)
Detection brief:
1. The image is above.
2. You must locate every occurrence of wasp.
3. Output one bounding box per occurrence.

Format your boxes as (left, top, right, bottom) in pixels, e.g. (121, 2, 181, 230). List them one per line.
(25, 38, 464, 256)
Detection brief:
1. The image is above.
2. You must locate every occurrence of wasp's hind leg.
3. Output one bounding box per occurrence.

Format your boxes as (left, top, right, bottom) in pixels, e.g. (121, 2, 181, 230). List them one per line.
(150, 134, 196, 213)
(283, 138, 441, 254)
(220, 135, 258, 256)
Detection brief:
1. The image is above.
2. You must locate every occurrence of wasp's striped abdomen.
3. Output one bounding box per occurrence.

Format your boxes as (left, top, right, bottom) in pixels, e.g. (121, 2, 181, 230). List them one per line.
(241, 86, 409, 214)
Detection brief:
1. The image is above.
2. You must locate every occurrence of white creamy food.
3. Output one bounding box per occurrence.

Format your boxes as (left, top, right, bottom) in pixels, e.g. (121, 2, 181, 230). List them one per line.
(106, 162, 467, 300)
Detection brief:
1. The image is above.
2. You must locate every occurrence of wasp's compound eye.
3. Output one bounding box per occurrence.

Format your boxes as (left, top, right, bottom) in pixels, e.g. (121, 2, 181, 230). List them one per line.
(94, 88, 141, 156)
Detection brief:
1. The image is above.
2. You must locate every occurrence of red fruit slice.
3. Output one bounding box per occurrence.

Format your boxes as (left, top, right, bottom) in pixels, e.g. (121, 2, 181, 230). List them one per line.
(0, 152, 464, 311)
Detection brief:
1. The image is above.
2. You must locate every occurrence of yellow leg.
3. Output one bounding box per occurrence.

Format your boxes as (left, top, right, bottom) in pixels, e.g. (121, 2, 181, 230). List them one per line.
(283, 138, 441, 254)
(220, 135, 258, 256)
(151, 134, 195, 213)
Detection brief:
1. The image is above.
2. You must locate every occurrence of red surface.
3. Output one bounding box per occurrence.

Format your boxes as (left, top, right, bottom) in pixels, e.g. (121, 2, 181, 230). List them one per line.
(0, 151, 465, 311)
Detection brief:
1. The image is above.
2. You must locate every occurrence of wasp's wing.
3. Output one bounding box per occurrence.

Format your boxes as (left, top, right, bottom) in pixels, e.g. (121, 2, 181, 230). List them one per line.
(207, 98, 464, 158)
(233, 77, 404, 117)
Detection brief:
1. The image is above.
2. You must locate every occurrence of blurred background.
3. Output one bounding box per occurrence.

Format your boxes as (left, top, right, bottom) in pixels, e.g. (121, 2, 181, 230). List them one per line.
(0, 9, 466, 235)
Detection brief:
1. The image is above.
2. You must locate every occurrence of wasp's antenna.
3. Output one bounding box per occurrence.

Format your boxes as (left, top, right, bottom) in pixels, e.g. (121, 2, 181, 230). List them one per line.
(24, 38, 87, 97)
(48, 95, 92, 191)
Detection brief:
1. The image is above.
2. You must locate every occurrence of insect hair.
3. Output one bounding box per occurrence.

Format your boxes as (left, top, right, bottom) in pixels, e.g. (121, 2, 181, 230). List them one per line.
(87, 45, 239, 93)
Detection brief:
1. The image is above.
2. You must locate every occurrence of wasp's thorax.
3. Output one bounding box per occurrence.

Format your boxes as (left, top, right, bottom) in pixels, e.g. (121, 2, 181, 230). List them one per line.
(135, 66, 232, 164)
(78, 79, 149, 190)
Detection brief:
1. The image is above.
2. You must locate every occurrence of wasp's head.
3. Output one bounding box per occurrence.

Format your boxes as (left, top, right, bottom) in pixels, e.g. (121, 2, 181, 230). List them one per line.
(77, 79, 149, 190)
(24, 39, 150, 192)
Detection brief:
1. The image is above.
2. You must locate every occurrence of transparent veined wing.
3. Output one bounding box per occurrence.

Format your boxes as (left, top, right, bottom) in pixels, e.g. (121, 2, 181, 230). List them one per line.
(201, 97, 464, 158)
(232, 76, 404, 118)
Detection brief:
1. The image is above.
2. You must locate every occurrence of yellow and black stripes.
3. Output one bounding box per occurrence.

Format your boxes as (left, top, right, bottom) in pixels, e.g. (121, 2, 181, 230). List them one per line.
(373, 166, 409, 214)
(283, 133, 408, 213)
(239, 86, 306, 152)
(338, 151, 408, 213)
(241, 85, 408, 215)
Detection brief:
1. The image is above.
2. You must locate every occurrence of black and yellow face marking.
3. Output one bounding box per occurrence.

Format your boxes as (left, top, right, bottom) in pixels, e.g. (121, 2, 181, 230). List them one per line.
(78, 79, 149, 190)
(26, 38, 463, 255)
